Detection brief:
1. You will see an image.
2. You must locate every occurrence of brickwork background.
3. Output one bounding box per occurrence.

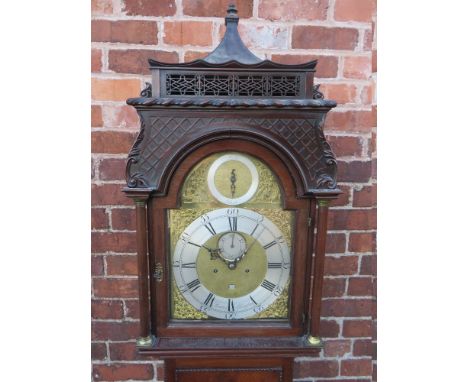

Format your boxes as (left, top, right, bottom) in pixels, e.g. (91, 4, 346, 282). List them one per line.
(91, 0, 377, 380)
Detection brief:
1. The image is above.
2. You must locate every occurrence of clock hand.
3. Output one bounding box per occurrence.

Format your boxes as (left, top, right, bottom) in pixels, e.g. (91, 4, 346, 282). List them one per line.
(243, 228, 265, 256)
(202, 244, 222, 260)
(230, 169, 236, 198)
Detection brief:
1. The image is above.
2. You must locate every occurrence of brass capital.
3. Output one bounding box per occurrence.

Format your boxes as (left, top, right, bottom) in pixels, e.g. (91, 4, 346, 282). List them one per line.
(306, 335, 323, 347)
(317, 199, 331, 207)
(136, 335, 154, 347)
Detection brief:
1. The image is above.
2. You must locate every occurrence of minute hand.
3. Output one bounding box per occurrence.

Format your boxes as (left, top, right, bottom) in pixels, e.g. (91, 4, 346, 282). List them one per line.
(244, 228, 265, 255)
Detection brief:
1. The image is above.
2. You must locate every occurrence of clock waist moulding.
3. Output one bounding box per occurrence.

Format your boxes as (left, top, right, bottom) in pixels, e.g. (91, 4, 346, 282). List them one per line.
(123, 5, 340, 382)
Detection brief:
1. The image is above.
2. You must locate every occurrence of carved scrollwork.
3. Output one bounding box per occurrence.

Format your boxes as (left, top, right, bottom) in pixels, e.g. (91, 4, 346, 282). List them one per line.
(126, 119, 150, 188)
(313, 120, 337, 189)
(311, 84, 324, 100)
(140, 82, 152, 97)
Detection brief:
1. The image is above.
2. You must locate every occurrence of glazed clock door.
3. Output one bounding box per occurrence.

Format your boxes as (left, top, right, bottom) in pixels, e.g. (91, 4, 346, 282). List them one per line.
(169, 151, 293, 321)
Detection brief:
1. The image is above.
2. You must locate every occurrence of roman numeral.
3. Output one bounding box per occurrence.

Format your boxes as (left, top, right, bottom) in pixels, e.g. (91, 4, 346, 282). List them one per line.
(184, 279, 200, 293)
(268, 262, 282, 269)
(249, 295, 258, 305)
(228, 216, 238, 231)
(181, 262, 196, 268)
(228, 298, 235, 312)
(203, 293, 215, 307)
(263, 241, 277, 250)
(204, 222, 216, 236)
(261, 279, 276, 292)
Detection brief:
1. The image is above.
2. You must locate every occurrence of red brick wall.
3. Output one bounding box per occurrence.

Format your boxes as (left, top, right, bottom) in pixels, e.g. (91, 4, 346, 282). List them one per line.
(91, 0, 377, 381)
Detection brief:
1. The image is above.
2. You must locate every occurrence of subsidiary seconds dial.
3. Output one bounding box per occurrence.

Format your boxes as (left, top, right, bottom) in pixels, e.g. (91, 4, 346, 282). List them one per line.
(172, 208, 290, 319)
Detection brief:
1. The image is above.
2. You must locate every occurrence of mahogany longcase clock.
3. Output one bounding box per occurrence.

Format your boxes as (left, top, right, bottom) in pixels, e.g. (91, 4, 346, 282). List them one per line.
(123, 5, 340, 382)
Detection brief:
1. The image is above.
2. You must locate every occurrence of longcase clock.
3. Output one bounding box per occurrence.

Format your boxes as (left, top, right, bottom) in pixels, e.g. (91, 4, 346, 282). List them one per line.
(123, 5, 340, 382)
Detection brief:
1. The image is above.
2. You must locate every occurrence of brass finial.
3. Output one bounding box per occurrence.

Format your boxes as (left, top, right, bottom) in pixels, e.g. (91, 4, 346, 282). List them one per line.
(225, 3, 239, 24)
(227, 4, 238, 15)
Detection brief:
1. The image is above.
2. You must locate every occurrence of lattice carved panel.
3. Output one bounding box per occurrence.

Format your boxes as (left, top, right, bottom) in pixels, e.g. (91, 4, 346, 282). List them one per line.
(126, 115, 337, 194)
(163, 73, 303, 98)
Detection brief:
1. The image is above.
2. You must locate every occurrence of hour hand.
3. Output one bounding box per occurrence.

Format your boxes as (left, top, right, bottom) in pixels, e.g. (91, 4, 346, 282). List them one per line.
(202, 245, 222, 260)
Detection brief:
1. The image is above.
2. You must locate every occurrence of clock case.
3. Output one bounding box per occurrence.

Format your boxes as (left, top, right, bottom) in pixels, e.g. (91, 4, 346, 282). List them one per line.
(123, 5, 340, 360)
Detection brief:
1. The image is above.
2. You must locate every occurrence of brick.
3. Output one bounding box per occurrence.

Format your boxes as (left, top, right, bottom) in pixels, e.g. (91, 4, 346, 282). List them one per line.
(92, 49, 102, 72)
(343, 56, 372, 80)
(109, 49, 178, 75)
(321, 319, 340, 338)
(259, 0, 328, 21)
(101, 104, 139, 129)
(93, 363, 154, 381)
(325, 109, 376, 132)
(323, 277, 346, 297)
(92, 131, 137, 154)
(99, 158, 127, 181)
(184, 51, 210, 62)
(91, 158, 96, 180)
(91, 78, 141, 102)
(237, 24, 288, 50)
(92, 105, 103, 127)
(360, 255, 376, 276)
(349, 232, 376, 252)
(343, 319, 373, 337)
(92, 299, 124, 319)
(109, 341, 140, 360)
(112, 208, 136, 231)
(364, 28, 373, 51)
(92, 321, 140, 341)
(123, 0, 176, 16)
(92, 232, 136, 253)
(325, 255, 359, 276)
(157, 365, 165, 381)
(92, 208, 108, 229)
(92, 0, 113, 14)
(337, 160, 372, 183)
(348, 277, 376, 296)
(372, 362, 377, 381)
(292, 26, 359, 50)
(333, 185, 351, 207)
(353, 339, 376, 357)
(164, 21, 212, 46)
(91, 342, 107, 360)
(92, 184, 133, 207)
(182, 0, 253, 17)
(322, 298, 373, 317)
(361, 84, 373, 104)
(294, 360, 339, 378)
(326, 232, 346, 253)
(334, 0, 375, 22)
(125, 300, 140, 319)
(370, 131, 376, 155)
(329, 209, 376, 230)
(92, 255, 105, 276)
(372, 49, 377, 73)
(271, 54, 339, 78)
(92, 20, 157, 45)
(328, 135, 362, 157)
(324, 339, 351, 357)
(353, 185, 376, 207)
(106, 255, 138, 276)
(93, 277, 139, 298)
(322, 83, 357, 104)
(341, 359, 373, 376)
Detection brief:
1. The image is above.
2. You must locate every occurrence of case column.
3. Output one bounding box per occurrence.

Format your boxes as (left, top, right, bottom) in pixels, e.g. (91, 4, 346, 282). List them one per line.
(307, 197, 334, 346)
(133, 195, 154, 347)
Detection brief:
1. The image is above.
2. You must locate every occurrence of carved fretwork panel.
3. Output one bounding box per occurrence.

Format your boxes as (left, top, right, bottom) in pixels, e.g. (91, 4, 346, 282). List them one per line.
(126, 112, 337, 195)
